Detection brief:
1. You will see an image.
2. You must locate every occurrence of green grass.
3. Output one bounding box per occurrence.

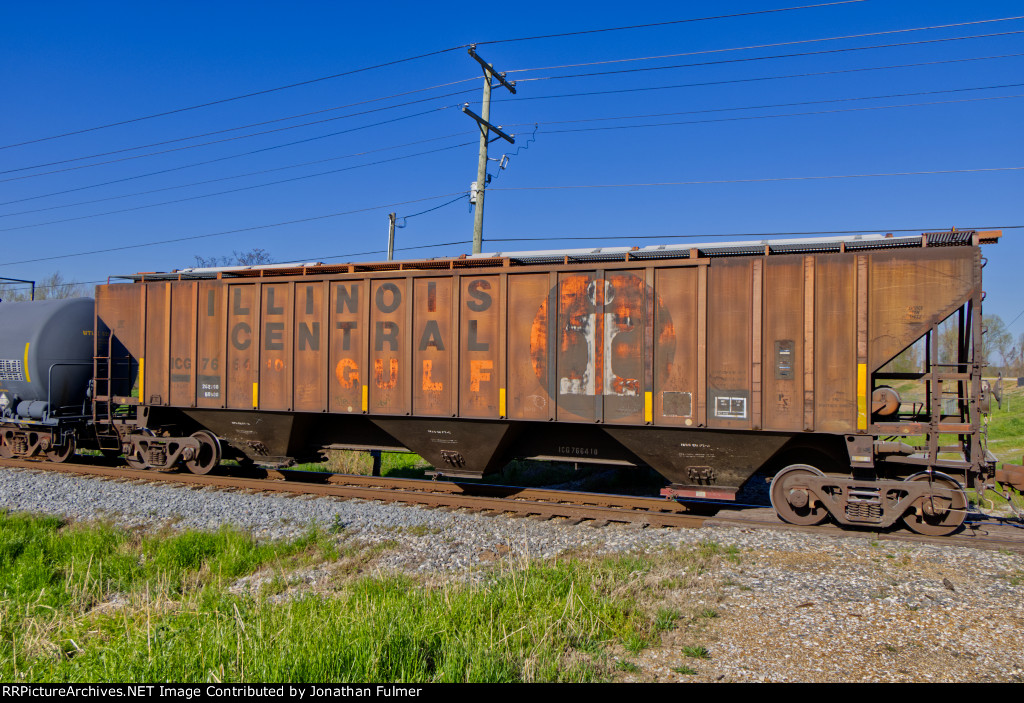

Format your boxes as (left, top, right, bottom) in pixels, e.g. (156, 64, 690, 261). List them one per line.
(291, 451, 427, 478)
(988, 383, 1024, 465)
(0, 513, 739, 683)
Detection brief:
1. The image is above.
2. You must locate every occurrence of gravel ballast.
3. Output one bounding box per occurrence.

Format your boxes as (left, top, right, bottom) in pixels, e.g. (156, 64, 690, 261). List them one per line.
(1, 467, 1021, 683)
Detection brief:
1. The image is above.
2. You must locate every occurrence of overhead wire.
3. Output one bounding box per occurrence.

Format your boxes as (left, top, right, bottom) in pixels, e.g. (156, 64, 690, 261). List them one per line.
(0, 141, 478, 232)
(0, 132, 477, 215)
(488, 167, 1024, 192)
(0, 1, 864, 151)
(9, 18, 1018, 177)
(535, 93, 1024, 135)
(476, 1, 867, 45)
(505, 14, 1024, 73)
(502, 82, 1024, 127)
(7, 86, 1017, 225)
(0, 191, 469, 266)
(496, 52, 1024, 105)
(512, 29, 1024, 83)
(0, 104, 465, 184)
(0, 46, 471, 151)
(5, 166, 1021, 267)
(0, 85, 478, 176)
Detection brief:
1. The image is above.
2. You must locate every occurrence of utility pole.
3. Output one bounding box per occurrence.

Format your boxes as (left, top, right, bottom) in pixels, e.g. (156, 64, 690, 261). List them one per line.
(387, 212, 396, 261)
(463, 44, 516, 254)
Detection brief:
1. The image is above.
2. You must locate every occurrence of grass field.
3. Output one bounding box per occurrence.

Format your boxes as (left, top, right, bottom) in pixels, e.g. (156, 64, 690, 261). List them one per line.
(0, 513, 732, 683)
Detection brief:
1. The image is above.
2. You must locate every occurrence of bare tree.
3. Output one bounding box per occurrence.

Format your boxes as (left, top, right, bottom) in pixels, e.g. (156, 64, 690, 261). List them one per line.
(0, 272, 85, 302)
(194, 248, 273, 268)
(981, 315, 1012, 370)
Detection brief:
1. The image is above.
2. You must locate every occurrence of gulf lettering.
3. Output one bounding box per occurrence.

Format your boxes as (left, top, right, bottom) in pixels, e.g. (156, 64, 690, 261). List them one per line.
(335, 359, 359, 388)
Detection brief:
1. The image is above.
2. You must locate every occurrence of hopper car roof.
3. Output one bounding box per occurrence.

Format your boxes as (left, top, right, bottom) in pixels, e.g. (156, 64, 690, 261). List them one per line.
(110, 229, 1000, 283)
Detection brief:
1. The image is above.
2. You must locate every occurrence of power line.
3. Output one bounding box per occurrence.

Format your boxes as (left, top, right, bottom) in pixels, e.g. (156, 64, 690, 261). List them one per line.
(488, 167, 1024, 192)
(503, 82, 1024, 127)
(0, 46, 471, 151)
(0, 107, 456, 185)
(0, 132, 476, 215)
(498, 52, 1024, 105)
(0, 141, 477, 232)
(538, 94, 1024, 135)
(0, 191, 467, 267)
(0, 2, 864, 151)
(1, 85, 478, 176)
(505, 14, 1024, 73)
(8, 87, 1018, 223)
(16, 16, 1013, 177)
(478, 1, 867, 45)
(514, 29, 1024, 84)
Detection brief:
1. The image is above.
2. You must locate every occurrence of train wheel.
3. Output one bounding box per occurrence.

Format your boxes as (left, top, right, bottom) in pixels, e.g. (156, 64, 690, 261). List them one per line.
(44, 436, 75, 463)
(770, 464, 830, 526)
(184, 431, 221, 475)
(902, 472, 967, 536)
(125, 449, 148, 469)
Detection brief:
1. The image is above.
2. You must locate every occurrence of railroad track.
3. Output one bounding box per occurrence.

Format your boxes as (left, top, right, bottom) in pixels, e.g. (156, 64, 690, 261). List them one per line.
(2, 457, 1022, 552)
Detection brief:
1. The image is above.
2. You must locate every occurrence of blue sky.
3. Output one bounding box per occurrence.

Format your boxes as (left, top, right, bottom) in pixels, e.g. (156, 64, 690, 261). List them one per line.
(1, 0, 1021, 329)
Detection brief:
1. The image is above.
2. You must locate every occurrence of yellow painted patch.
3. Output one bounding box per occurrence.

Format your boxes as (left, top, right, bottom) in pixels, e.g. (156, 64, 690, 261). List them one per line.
(857, 363, 867, 430)
(23, 343, 30, 383)
(139, 358, 145, 402)
(361, 385, 368, 412)
(500, 387, 506, 417)
(644, 391, 653, 423)
(252, 382, 259, 409)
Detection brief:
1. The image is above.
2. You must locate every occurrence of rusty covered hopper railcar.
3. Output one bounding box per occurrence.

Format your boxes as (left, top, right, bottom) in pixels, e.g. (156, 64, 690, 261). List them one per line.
(94, 229, 1000, 533)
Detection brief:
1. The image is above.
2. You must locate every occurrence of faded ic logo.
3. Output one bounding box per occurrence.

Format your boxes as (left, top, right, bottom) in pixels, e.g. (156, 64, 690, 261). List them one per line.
(530, 273, 674, 417)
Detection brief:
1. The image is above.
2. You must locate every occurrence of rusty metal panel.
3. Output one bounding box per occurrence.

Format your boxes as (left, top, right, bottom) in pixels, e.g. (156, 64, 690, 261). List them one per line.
(96, 283, 145, 400)
(654, 267, 698, 427)
(762, 257, 804, 431)
(196, 282, 225, 408)
(96, 284, 144, 359)
(815, 255, 856, 432)
(369, 279, 408, 415)
(143, 283, 169, 406)
(751, 259, 763, 430)
(293, 282, 325, 412)
(707, 259, 752, 430)
(603, 271, 645, 424)
(168, 281, 196, 408)
(459, 275, 499, 418)
(868, 248, 975, 371)
(329, 280, 364, 413)
(413, 278, 452, 416)
(259, 283, 292, 411)
(507, 273, 552, 420)
(226, 284, 258, 409)
(555, 271, 599, 422)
